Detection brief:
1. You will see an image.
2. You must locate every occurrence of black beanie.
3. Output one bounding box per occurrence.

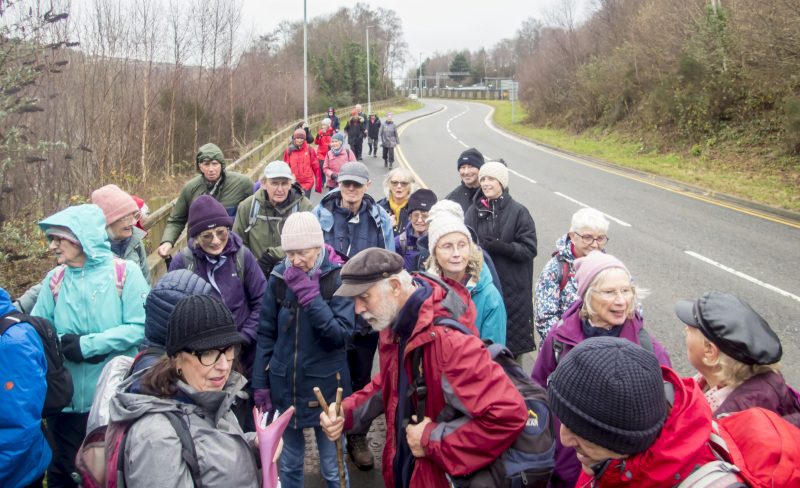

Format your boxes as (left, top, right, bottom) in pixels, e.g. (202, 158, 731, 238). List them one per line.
(166, 294, 245, 356)
(457, 148, 484, 170)
(548, 337, 667, 455)
(407, 189, 438, 214)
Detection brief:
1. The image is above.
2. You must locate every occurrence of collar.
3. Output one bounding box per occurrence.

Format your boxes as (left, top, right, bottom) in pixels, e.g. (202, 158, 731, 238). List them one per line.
(391, 279, 432, 339)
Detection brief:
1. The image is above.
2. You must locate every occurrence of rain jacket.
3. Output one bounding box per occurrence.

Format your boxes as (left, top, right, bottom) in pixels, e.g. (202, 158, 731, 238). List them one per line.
(311, 189, 395, 256)
(341, 274, 526, 488)
(110, 372, 259, 488)
(367, 117, 381, 139)
(533, 233, 580, 340)
(344, 116, 365, 143)
(465, 264, 506, 346)
(315, 127, 335, 161)
(121, 226, 151, 284)
(161, 171, 253, 245)
(32, 204, 149, 414)
(0, 288, 51, 488)
(252, 249, 355, 429)
(379, 120, 399, 147)
(168, 232, 266, 378)
(394, 223, 423, 271)
(283, 140, 321, 193)
(232, 182, 313, 260)
(323, 147, 356, 189)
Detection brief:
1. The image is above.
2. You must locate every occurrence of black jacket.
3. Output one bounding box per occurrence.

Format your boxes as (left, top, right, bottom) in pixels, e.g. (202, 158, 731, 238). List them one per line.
(367, 118, 381, 139)
(377, 198, 409, 236)
(445, 182, 480, 214)
(465, 188, 538, 356)
(344, 117, 365, 142)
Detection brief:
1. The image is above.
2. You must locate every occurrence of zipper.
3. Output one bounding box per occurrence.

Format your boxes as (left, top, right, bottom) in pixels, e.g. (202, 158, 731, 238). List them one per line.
(292, 307, 299, 429)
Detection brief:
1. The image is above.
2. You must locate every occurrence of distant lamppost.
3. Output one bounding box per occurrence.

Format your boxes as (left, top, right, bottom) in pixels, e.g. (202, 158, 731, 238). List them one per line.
(418, 52, 423, 98)
(303, 0, 308, 121)
(366, 26, 374, 115)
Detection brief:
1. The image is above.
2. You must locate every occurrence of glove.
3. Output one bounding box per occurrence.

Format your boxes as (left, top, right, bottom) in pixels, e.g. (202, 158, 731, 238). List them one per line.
(258, 251, 278, 277)
(283, 267, 321, 309)
(254, 388, 273, 413)
(481, 238, 514, 257)
(330, 173, 338, 183)
(61, 334, 108, 364)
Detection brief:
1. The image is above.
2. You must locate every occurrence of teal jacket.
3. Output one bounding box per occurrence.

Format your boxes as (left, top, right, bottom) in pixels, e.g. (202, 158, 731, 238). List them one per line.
(466, 264, 507, 346)
(32, 204, 149, 414)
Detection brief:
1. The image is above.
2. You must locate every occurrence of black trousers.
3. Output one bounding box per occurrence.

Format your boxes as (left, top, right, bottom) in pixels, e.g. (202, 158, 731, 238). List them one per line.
(382, 146, 395, 164)
(347, 330, 379, 433)
(367, 138, 378, 154)
(351, 140, 363, 159)
(318, 159, 326, 187)
(46, 412, 89, 488)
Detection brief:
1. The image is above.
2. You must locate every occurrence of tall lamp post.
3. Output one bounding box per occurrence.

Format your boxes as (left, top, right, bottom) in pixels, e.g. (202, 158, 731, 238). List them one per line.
(366, 26, 374, 115)
(418, 52, 423, 98)
(303, 0, 308, 122)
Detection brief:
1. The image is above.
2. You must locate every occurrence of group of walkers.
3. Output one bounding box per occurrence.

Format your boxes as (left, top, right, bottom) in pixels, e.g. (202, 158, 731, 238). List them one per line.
(2, 109, 800, 488)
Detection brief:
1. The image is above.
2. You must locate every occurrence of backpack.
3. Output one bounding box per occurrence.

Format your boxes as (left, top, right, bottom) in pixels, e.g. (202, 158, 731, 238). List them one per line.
(181, 245, 246, 285)
(0, 311, 74, 417)
(50, 257, 128, 304)
(552, 326, 653, 365)
(397, 232, 418, 256)
(275, 267, 341, 312)
(550, 251, 573, 293)
(243, 197, 299, 233)
(411, 317, 556, 488)
(75, 356, 201, 488)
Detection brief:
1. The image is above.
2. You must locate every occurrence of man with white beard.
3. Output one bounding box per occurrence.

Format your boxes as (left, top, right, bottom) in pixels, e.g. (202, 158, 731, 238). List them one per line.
(320, 248, 527, 488)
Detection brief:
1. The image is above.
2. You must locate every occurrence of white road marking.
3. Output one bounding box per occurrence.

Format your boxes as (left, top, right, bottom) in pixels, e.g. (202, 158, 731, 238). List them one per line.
(554, 192, 632, 227)
(458, 140, 469, 148)
(450, 134, 458, 139)
(685, 251, 800, 303)
(507, 168, 537, 184)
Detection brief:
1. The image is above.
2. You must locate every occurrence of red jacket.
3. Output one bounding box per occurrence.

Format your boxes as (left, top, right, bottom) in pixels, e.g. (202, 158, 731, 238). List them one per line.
(315, 127, 334, 160)
(283, 142, 321, 192)
(342, 275, 527, 488)
(578, 367, 732, 488)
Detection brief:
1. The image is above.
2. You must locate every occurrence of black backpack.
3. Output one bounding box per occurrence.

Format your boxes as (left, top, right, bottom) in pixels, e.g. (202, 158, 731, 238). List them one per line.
(1, 311, 74, 417)
(410, 317, 556, 488)
(181, 245, 246, 285)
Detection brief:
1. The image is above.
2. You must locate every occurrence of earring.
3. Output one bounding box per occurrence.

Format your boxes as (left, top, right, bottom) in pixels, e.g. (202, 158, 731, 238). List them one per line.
(177, 368, 182, 375)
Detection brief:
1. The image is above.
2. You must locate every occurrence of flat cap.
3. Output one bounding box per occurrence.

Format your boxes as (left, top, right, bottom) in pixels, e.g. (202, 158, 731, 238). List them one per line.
(675, 291, 782, 365)
(334, 248, 404, 297)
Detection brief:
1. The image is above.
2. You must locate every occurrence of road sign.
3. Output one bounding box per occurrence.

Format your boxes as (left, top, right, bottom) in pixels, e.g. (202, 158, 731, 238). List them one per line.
(509, 82, 519, 101)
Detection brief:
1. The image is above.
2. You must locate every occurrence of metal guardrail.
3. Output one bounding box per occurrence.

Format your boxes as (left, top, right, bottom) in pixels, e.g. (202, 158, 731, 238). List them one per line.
(143, 99, 404, 284)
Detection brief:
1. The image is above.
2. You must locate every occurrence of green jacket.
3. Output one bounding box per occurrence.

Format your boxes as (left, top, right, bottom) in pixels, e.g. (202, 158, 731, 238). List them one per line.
(161, 171, 253, 245)
(232, 182, 313, 260)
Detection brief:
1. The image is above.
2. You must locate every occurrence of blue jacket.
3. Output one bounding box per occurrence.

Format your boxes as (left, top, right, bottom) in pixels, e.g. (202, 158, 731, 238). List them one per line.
(466, 265, 507, 346)
(32, 204, 149, 414)
(0, 288, 51, 488)
(311, 189, 395, 257)
(252, 249, 355, 429)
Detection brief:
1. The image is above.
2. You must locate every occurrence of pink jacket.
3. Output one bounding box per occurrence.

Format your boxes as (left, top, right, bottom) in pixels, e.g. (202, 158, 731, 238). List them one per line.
(322, 147, 356, 188)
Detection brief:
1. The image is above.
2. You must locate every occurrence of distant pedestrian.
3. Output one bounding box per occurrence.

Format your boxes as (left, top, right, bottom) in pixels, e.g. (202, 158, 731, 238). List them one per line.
(322, 133, 356, 191)
(344, 110, 366, 161)
(445, 148, 484, 214)
(315, 118, 336, 187)
(366, 112, 381, 157)
(294, 121, 315, 144)
(393, 189, 437, 271)
(283, 128, 321, 197)
(327, 107, 340, 131)
(378, 112, 399, 168)
(377, 168, 418, 236)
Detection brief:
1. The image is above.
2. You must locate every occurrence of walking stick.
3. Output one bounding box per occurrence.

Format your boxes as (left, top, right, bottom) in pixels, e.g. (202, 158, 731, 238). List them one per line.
(314, 386, 346, 488)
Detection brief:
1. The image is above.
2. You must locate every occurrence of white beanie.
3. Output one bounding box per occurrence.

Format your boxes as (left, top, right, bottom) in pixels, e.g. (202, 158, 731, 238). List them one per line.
(281, 212, 324, 251)
(427, 200, 464, 222)
(479, 161, 509, 189)
(322, 117, 332, 127)
(426, 212, 472, 256)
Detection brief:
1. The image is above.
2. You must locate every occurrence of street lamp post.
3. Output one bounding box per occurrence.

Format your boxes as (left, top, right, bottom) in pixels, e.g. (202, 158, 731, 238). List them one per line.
(366, 26, 374, 115)
(418, 52, 423, 99)
(303, 0, 308, 122)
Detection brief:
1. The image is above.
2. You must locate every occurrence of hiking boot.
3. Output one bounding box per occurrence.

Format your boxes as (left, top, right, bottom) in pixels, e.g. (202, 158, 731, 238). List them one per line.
(384, 160, 388, 167)
(346, 434, 374, 471)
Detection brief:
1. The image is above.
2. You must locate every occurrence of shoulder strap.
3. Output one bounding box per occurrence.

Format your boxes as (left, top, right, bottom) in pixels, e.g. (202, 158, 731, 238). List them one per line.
(638, 327, 654, 354)
(245, 199, 261, 233)
(319, 268, 341, 303)
(553, 337, 566, 365)
(432, 316, 473, 336)
(181, 247, 195, 271)
(49, 264, 67, 304)
(399, 233, 408, 255)
(0, 311, 20, 335)
(234, 246, 246, 284)
(163, 411, 202, 488)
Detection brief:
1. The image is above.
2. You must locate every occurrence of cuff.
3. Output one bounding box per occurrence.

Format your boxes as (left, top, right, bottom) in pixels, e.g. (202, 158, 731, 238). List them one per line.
(421, 421, 437, 456)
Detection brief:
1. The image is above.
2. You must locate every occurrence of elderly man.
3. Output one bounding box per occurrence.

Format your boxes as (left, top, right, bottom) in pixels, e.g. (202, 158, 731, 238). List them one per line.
(444, 148, 484, 214)
(320, 249, 527, 488)
(311, 161, 394, 470)
(157, 143, 252, 259)
(233, 160, 313, 277)
(534, 207, 609, 340)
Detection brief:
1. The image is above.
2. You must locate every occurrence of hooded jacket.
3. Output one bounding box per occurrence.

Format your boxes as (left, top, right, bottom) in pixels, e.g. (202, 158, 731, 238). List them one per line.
(344, 116, 366, 143)
(283, 140, 321, 192)
(367, 116, 382, 139)
(0, 288, 51, 488)
(252, 249, 355, 428)
(311, 189, 395, 256)
(534, 233, 581, 340)
(232, 182, 313, 260)
(322, 146, 357, 189)
(162, 171, 253, 246)
(32, 204, 149, 414)
(465, 264, 506, 347)
(168, 231, 266, 377)
(121, 226, 151, 284)
(341, 274, 526, 488)
(379, 120, 399, 147)
(110, 372, 259, 487)
(315, 127, 335, 160)
(464, 188, 538, 356)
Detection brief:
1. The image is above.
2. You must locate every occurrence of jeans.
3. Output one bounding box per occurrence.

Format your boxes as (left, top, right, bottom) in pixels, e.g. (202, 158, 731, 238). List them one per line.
(280, 426, 349, 488)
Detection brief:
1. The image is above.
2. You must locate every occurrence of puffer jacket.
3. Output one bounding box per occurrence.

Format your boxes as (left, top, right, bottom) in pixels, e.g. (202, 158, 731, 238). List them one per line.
(161, 171, 253, 245)
(0, 288, 51, 488)
(315, 127, 335, 160)
(120, 226, 151, 284)
(232, 182, 313, 260)
(444, 182, 479, 215)
(323, 147, 357, 189)
(283, 141, 321, 192)
(252, 249, 355, 428)
(110, 372, 259, 488)
(32, 204, 149, 413)
(342, 274, 526, 488)
(466, 264, 506, 346)
(533, 233, 580, 340)
(464, 188, 538, 356)
(311, 189, 395, 256)
(378, 197, 409, 236)
(378, 120, 399, 147)
(168, 231, 266, 378)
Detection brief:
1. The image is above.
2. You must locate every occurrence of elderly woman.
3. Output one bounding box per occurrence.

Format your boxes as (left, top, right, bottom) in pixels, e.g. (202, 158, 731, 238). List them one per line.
(531, 250, 671, 488)
(283, 128, 321, 197)
(424, 202, 506, 346)
(110, 294, 267, 486)
(377, 167, 418, 236)
(378, 111, 399, 168)
(676, 291, 800, 427)
(92, 184, 151, 283)
(323, 132, 356, 191)
(169, 195, 266, 379)
(394, 189, 437, 270)
(32, 204, 150, 487)
(252, 212, 354, 488)
(465, 161, 537, 358)
(315, 118, 336, 187)
(534, 207, 610, 341)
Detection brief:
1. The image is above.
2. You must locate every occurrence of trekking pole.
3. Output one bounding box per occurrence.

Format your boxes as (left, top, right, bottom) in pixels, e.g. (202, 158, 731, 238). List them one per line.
(314, 386, 346, 488)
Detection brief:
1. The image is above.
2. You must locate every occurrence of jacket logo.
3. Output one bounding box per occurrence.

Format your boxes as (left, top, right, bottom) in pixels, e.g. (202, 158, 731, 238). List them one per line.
(526, 410, 539, 427)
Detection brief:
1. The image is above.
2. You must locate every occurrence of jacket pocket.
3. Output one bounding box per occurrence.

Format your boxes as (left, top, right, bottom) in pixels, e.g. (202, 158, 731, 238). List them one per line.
(303, 360, 346, 401)
(268, 357, 288, 399)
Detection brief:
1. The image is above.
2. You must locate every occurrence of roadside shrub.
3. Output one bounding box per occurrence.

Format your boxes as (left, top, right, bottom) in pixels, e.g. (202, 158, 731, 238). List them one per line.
(784, 98, 800, 155)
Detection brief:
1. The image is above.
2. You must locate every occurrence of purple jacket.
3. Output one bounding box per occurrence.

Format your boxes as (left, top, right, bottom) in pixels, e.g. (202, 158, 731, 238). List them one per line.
(715, 372, 800, 428)
(531, 299, 672, 488)
(394, 222, 423, 271)
(169, 231, 267, 377)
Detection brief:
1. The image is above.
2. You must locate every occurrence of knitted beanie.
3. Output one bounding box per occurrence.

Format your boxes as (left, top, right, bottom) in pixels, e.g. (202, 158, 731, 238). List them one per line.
(427, 200, 465, 222)
(45, 225, 81, 247)
(478, 161, 509, 189)
(263, 160, 295, 181)
(293, 128, 306, 139)
(457, 148, 484, 170)
(187, 195, 233, 238)
(145, 270, 212, 349)
(548, 337, 667, 455)
(332, 132, 345, 143)
(322, 117, 332, 126)
(407, 189, 438, 215)
(91, 184, 139, 226)
(281, 212, 324, 251)
(166, 294, 245, 356)
(196, 143, 225, 171)
(574, 250, 631, 299)
(427, 212, 472, 255)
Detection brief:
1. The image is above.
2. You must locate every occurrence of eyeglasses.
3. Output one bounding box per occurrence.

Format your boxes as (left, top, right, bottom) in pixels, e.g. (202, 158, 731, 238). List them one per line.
(410, 211, 429, 222)
(197, 227, 228, 244)
(591, 287, 634, 300)
(118, 211, 140, 225)
(187, 345, 241, 366)
(340, 181, 364, 189)
(437, 241, 469, 254)
(573, 232, 609, 246)
(390, 181, 409, 187)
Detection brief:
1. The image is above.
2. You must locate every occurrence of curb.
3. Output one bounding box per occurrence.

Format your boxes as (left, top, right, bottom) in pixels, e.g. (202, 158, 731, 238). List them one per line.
(394, 100, 446, 129)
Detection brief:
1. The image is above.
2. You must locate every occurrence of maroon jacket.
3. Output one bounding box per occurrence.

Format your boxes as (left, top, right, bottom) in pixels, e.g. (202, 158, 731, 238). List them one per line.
(715, 372, 800, 428)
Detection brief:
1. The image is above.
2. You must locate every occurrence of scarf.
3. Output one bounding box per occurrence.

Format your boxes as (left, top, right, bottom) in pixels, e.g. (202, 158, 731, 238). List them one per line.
(331, 144, 344, 156)
(388, 198, 408, 226)
(581, 319, 623, 339)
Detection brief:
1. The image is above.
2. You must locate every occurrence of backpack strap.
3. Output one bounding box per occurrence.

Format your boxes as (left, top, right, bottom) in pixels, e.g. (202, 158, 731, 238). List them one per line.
(638, 327, 654, 354)
(553, 337, 566, 365)
(234, 246, 246, 285)
(0, 311, 19, 335)
(181, 247, 195, 271)
(410, 346, 427, 427)
(399, 232, 408, 255)
(245, 199, 261, 233)
(675, 460, 743, 488)
(163, 411, 202, 488)
(49, 264, 67, 304)
(112, 258, 127, 299)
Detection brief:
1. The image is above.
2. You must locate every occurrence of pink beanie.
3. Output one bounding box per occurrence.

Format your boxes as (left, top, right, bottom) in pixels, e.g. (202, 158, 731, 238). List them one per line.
(573, 250, 631, 299)
(91, 184, 138, 226)
(281, 212, 324, 251)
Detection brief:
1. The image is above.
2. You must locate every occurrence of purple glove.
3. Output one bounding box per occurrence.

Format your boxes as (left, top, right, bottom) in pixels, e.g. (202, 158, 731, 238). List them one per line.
(254, 388, 273, 413)
(283, 267, 322, 309)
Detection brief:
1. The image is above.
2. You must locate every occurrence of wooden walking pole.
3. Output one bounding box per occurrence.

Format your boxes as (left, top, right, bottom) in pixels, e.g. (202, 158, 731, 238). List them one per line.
(314, 387, 346, 488)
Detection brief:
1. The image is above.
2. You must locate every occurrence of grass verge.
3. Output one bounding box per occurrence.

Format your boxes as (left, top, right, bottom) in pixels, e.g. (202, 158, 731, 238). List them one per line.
(376, 100, 422, 117)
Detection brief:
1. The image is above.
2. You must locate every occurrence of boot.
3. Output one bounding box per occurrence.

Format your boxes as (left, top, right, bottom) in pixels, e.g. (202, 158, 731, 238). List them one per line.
(384, 159, 388, 168)
(346, 434, 374, 471)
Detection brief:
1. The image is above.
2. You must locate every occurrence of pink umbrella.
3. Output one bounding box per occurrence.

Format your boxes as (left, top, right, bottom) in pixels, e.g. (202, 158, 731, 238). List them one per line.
(254, 406, 295, 488)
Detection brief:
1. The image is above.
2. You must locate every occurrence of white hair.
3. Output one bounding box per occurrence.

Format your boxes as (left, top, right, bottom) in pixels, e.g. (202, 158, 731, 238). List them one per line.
(570, 208, 610, 234)
(382, 168, 419, 200)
